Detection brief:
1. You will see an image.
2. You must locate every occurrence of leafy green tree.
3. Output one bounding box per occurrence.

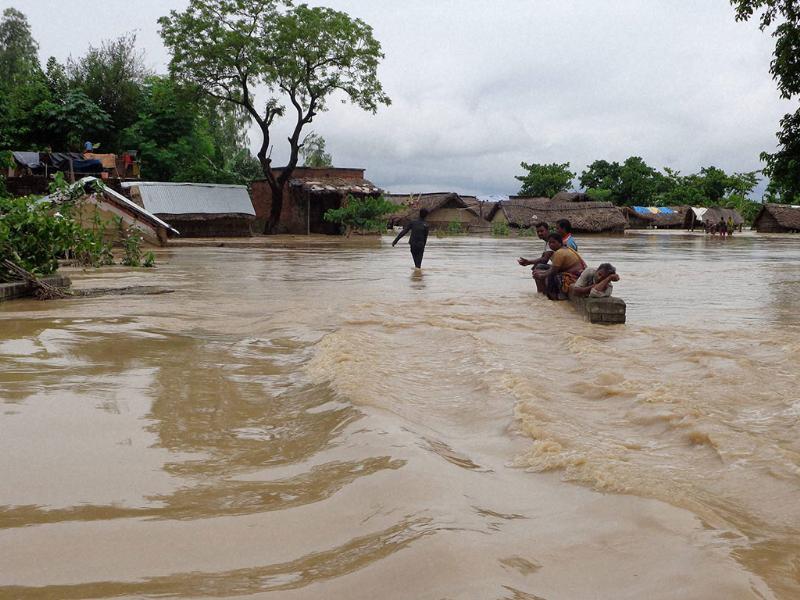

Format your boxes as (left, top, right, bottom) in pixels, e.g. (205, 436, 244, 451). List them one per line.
(0, 8, 39, 85)
(159, 0, 390, 232)
(516, 161, 575, 197)
(121, 76, 259, 184)
(580, 156, 670, 206)
(732, 1, 800, 201)
(121, 76, 215, 182)
(0, 8, 48, 148)
(66, 33, 150, 148)
(300, 132, 333, 167)
(323, 194, 397, 235)
(35, 90, 113, 150)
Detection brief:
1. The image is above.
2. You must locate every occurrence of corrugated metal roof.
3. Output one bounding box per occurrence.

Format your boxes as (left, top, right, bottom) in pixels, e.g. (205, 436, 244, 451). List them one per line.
(121, 182, 255, 216)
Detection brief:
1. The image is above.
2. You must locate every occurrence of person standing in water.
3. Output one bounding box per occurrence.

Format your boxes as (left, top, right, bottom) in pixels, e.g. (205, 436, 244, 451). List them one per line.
(392, 208, 430, 268)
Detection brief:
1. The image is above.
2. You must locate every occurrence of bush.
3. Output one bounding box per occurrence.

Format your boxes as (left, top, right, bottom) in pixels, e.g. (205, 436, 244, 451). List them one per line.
(447, 220, 464, 235)
(0, 194, 114, 281)
(518, 226, 534, 237)
(492, 221, 510, 237)
(323, 194, 398, 236)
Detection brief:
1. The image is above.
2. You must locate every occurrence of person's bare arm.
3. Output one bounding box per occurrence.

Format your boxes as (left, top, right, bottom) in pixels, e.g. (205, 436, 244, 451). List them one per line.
(592, 273, 620, 293)
(392, 224, 410, 246)
(518, 250, 553, 266)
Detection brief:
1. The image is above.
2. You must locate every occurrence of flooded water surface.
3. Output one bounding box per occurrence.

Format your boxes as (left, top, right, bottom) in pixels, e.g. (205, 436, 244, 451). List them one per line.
(1, 231, 798, 599)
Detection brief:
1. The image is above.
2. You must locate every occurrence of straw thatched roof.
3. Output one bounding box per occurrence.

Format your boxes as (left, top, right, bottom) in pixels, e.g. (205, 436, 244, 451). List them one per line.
(490, 198, 626, 232)
(385, 192, 487, 229)
(552, 191, 593, 203)
(289, 176, 380, 196)
(753, 203, 800, 232)
(623, 206, 688, 228)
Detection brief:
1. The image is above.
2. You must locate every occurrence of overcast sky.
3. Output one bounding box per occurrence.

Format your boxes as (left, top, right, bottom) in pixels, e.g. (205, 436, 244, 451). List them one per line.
(3, 0, 789, 196)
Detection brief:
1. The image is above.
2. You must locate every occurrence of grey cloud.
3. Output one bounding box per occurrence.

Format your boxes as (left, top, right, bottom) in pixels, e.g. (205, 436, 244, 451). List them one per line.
(5, 0, 791, 196)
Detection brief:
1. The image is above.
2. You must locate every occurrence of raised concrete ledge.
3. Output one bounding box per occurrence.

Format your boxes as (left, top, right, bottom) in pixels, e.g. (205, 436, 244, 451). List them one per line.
(568, 291, 626, 324)
(0, 274, 72, 302)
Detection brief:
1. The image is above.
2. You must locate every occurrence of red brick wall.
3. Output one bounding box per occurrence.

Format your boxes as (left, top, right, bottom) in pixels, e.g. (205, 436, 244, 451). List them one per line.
(250, 168, 366, 234)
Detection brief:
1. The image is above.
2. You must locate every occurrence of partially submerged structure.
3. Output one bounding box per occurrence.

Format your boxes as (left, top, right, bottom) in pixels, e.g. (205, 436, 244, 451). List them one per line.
(250, 167, 382, 234)
(6, 151, 140, 196)
(752, 203, 800, 233)
(122, 182, 256, 237)
(684, 207, 744, 230)
(488, 198, 626, 232)
(44, 177, 177, 246)
(387, 193, 490, 232)
(623, 206, 688, 229)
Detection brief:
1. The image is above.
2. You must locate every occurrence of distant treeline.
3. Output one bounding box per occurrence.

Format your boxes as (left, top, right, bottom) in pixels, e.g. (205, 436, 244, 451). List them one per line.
(515, 158, 764, 223)
(0, 8, 260, 184)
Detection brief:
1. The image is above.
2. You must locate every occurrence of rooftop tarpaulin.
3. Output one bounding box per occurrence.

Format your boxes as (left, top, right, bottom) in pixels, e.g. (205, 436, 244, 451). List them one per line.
(48, 153, 103, 174)
(11, 152, 44, 171)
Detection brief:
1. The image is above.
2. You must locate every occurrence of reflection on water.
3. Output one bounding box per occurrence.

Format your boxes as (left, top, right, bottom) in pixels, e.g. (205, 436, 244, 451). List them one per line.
(0, 232, 798, 599)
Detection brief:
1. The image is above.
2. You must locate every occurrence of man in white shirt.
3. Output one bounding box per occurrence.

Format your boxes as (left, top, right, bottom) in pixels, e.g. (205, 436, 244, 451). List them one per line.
(570, 263, 619, 298)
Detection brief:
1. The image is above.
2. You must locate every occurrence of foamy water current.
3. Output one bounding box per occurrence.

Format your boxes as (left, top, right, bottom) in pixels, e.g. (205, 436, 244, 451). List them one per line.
(0, 231, 798, 599)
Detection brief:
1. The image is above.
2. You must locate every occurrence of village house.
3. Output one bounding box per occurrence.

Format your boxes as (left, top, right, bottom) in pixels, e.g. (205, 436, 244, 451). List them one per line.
(622, 206, 689, 229)
(386, 192, 490, 233)
(250, 167, 381, 234)
(122, 181, 255, 237)
(6, 150, 140, 196)
(752, 203, 800, 233)
(684, 207, 744, 230)
(488, 197, 627, 233)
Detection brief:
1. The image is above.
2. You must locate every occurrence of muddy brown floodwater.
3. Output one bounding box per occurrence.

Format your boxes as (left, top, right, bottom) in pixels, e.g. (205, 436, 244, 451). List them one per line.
(0, 231, 798, 599)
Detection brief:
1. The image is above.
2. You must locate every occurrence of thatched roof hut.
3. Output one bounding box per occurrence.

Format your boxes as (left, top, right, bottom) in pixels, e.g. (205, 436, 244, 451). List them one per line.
(684, 207, 744, 230)
(623, 206, 688, 229)
(386, 193, 490, 232)
(488, 198, 626, 232)
(752, 203, 800, 233)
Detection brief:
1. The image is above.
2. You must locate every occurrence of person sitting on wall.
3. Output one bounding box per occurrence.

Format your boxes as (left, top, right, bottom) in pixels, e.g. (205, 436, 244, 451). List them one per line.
(392, 208, 430, 269)
(570, 263, 620, 298)
(556, 218, 578, 251)
(517, 221, 553, 293)
(539, 233, 586, 301)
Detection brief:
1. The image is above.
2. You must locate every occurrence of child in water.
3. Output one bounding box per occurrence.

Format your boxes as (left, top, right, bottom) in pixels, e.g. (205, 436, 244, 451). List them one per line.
(392, 208, 429, 268)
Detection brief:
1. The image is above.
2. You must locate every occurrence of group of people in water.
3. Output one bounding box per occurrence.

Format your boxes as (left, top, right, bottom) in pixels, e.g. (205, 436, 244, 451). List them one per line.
(392, 211, 619, 301)
(516, 219, 619, 301)
(703, 217, 739, 237)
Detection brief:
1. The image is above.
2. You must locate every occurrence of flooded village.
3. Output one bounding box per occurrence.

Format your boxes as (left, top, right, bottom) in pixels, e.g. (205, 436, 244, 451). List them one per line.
(2, 2, 800, 600)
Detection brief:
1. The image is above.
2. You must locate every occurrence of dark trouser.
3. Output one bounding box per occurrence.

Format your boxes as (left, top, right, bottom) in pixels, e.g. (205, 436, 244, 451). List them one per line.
(410, 244, 425, 268)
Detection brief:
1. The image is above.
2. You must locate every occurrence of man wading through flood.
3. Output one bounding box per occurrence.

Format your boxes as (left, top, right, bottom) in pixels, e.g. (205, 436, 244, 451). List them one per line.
(392, 208, 429, 269)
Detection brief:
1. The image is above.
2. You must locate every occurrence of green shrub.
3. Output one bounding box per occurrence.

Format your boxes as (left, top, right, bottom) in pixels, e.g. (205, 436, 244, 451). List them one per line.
(0, 194, 114, 281)
(492, 221, 510, 237)
(447, 220, 464, 235)
(518, 226, 534, 237)
(324, 194, 399, 236)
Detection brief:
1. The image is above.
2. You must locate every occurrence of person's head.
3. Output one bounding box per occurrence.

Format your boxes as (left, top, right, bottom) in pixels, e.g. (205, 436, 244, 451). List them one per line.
(547, 232, 563, 251)
(534, 221, 550, 240)
(556, 219, 572, 235)
(596, 262, 616, 281)
(419, 208, 429, 220)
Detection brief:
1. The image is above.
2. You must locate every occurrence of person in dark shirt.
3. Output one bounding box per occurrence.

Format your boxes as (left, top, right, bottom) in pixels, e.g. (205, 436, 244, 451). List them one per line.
(392, 208, 430, 268)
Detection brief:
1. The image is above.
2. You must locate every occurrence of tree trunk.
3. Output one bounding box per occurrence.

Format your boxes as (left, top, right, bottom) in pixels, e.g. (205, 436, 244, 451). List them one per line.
(257, 145, 284, 235)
